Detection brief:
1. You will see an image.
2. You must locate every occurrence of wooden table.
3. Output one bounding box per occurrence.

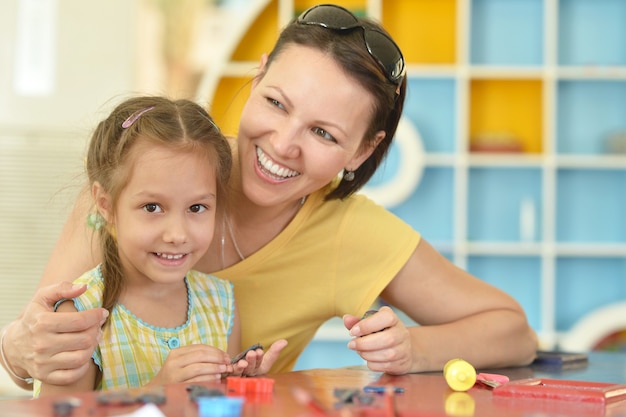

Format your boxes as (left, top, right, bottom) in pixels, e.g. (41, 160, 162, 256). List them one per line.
(3, 352, 626, 416)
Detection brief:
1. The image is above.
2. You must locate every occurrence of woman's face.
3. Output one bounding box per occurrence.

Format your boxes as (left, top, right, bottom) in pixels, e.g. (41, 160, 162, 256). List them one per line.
(237, 44, 382, 207)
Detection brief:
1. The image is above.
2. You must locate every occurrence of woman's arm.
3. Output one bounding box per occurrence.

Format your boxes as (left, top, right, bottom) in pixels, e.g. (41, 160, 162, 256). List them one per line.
(346, 239, 538, 374)
(37, 301, 99, 396)
(1, 189, 108, 387)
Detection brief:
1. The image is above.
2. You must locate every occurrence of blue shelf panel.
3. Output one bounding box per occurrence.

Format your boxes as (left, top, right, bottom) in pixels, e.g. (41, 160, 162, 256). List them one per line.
(470, 0, 544, 66)
(404, 77, 456, 153)
(390, 167, 455, 243)
(555, 257, 626, 331)
(558, 0, 626, 66)
(467, 255, 542, 331)
(468, 168, 543, 242)
(556, 169, 626, 243)
(294, 340, 364, 370)
(556, 81, 626, 154)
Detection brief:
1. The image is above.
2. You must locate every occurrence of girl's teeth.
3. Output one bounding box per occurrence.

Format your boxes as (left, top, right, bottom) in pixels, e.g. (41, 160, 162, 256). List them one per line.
(156, 253, 183, 260)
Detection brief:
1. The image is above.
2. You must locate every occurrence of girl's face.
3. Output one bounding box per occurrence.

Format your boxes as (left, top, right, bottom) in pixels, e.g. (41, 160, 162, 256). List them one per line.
(97, 141, 217, 287)
(237, 44, 384, 207)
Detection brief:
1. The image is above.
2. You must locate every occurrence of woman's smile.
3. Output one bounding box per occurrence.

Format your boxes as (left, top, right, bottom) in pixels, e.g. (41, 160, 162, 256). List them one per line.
(255, 146, 301, 181)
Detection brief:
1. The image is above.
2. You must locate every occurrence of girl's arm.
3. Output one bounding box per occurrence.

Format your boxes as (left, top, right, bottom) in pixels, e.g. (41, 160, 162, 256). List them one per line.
(1, 189, 107, 388)
(346, 239, 538, 374)
(37, 301, 99, 396)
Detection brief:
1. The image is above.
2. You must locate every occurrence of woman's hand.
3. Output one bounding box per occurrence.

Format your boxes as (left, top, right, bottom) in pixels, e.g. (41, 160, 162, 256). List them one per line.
(2, 282, 108, 387)
(344, 306, 413, 375)
(231, 339, 288, 377)
(148, 345, 232, 386)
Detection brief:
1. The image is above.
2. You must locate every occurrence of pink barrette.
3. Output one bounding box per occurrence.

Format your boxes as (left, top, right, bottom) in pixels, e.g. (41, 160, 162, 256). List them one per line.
(122, 106, 155, 129)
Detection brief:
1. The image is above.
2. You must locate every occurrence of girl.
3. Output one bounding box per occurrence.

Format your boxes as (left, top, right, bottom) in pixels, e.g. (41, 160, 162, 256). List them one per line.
(36, 96, 284, 396)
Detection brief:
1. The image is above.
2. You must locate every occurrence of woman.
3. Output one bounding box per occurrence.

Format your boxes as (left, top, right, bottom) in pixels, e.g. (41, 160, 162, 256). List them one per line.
(1, 4, 537, 389)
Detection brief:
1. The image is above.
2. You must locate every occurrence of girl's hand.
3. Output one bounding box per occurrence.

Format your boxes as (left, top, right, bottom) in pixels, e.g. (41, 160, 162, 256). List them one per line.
(231, 339, 288, 377)
(5, 282, 108, 386)
(148, 345, 231, 386)
(344, 306, 413, 375)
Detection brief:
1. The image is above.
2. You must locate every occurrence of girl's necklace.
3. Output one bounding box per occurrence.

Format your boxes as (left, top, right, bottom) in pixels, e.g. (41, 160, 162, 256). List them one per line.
(220, 196, 307, 269)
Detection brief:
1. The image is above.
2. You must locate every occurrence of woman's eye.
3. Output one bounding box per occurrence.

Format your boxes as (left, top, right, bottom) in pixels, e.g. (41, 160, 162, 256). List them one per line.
(143, 203, 162, 213)
(267, 97, 285, 110)
(312, 127, 336, 143)
(189, 204, 207, 214)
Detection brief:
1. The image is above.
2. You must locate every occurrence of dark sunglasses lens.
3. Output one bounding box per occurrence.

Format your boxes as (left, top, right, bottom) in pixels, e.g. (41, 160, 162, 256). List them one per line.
(300, 5, 357, 29)
(364, 30, 404, 81)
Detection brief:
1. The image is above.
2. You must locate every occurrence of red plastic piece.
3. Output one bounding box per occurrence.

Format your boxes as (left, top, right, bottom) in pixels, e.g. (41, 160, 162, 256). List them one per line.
(226, 376, 275, 395)
(493, 378, 626, 403)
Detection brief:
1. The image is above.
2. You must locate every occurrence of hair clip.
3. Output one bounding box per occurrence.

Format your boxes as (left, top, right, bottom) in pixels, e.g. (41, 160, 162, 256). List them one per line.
(122, 106, 155, 129)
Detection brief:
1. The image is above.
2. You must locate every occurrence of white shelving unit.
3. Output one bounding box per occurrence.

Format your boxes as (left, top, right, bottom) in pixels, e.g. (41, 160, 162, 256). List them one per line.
(201, 0, 626, 367)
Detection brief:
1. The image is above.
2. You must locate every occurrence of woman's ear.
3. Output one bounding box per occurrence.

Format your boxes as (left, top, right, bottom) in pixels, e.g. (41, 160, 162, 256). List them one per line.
(346, 130, 386, 172)
(92, 182, 113, 224)
(252, 53, 270, 88)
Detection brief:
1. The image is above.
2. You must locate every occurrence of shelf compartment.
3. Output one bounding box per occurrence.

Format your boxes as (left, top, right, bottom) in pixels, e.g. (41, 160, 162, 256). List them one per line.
(467, 255, 542, 330)
(556, 80, 626, 155)
(391, 167, 454, 243)
(470, 0, 544, 66)
(558, 0, 626, 66)
(231, 0, 278, 62)
(405, 77, 456, 153)
(211, 76, 253, 136)
(556, 169, 626, 243)
(295, 0, 366, 15)
(556, 257, 626, 331)
(382, 0, 456, 65)
(468, 167, 542, 242)
(469, 79, 543, 154)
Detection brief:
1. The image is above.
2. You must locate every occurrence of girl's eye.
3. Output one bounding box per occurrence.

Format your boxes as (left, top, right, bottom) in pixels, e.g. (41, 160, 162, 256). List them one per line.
(189, 204, 207, 214)
(312, 127, 336, 143)
(143, 203, 162, 213)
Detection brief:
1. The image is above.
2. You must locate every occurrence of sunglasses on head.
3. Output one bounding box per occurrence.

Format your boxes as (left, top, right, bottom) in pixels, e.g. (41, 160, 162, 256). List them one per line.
(296, 4, 405, 85)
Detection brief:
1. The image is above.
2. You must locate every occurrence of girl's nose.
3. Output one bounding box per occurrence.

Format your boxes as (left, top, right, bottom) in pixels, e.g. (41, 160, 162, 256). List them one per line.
(162, 216, 187, 245)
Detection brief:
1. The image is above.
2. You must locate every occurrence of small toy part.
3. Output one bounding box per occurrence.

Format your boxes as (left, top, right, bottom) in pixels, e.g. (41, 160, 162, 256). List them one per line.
(52, 397, 81, 417)
(96, 391, 137, 406)
(476, 372, 509, 388)
(362, 310, 378, 319)
(493, 378, 626, 404)
(333, 388, 375, 406)
(196, 396, 244, 417)
(226, 376, 274, 395)
(231, 343, 263, 364)
(363, 385, 405, 394)
(444, 358, 477, 392)
(136, 392, 167, 404)
(187, 384, 225, 401)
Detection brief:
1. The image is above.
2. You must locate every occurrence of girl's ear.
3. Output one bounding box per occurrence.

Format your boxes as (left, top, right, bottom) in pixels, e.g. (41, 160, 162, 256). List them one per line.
(92, 182, 113, 224)
(346, 130, 386, 172)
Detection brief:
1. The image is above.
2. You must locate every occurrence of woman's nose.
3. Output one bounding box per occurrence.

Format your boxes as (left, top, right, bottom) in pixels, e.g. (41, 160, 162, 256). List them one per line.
(270, 125, 301, 159)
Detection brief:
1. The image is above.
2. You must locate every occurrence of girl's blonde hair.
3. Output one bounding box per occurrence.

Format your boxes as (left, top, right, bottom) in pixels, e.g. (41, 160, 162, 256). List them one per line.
(85, 96, 232, 313)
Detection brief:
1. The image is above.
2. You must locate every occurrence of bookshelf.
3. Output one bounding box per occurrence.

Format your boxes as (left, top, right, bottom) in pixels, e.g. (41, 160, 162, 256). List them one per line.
(198, 0, 626, 367)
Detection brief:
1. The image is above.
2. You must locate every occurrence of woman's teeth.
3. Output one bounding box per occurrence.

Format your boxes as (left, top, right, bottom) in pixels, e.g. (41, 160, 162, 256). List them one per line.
(256, 147, 300, 179)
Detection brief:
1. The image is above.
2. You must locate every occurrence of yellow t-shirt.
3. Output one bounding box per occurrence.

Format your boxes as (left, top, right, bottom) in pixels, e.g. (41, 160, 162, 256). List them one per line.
(216, 187, 421, 373)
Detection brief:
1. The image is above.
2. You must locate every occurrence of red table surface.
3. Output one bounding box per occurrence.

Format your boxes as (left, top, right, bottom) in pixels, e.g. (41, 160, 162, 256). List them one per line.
(2, 351, 626, 417)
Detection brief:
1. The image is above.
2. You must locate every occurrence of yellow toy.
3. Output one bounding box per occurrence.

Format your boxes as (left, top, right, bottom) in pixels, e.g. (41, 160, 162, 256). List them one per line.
(444, 358, 477, 392)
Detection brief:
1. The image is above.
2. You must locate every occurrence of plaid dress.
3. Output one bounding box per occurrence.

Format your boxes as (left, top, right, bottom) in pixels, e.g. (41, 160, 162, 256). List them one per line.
(72, 266, 233, 390)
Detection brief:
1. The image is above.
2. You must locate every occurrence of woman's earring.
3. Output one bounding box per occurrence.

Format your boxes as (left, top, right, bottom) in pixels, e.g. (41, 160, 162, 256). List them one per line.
(343, 170, 355, 182)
